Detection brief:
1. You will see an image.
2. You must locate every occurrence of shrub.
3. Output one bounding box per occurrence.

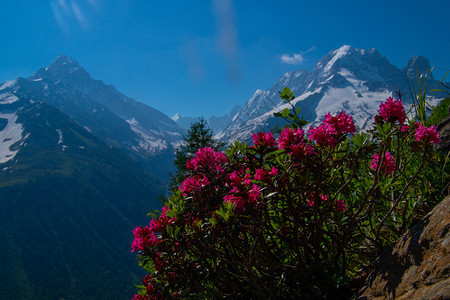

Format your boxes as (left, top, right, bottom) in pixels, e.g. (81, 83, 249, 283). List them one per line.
(131, 89, 445, 299)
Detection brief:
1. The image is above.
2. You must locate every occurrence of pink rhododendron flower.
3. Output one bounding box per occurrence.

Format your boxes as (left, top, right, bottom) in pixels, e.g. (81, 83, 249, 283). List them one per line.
(179, 175, 210, 196)
(308, 193, 315, 207)
(336, 199, 346, 212)
(141, 275, 163, 298)
(224, 194, 245, 212)
(400, 125, 410, 133)
(248, 184, 261, 203)
(320, 194, 327, 201)
(323, 111, 356, 134)
(131, 226, 160, 252)
(414, 124, 441, 144)
(149, 206, 176, 233)
(131, 294, 146, 300)
(375, 97, 406, 125)
(229, 171, 243, 186)
(252, 131, 277, 148)
(186, 147, 228, 173)
(370, 152, 396, 175)
(290, 143, 316, 158)
(308, 123, 338, 147)
(269, 167, 278, 176)
(228, 170, 251, 187)
(255, 168, 269, 181)
(278, 127, 305, 150)
(255, 167, 278, 182)
(278, 127, 315, 159)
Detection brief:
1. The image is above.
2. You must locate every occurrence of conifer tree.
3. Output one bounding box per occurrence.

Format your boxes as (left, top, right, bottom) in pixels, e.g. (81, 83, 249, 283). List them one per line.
(169, 117, 223, 190)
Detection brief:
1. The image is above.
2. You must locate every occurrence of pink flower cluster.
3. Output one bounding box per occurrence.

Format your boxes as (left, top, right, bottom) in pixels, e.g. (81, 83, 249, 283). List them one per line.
(131, 275, 164, 300)
(278, 127, 315, 158)
(370, 152, 396, 176)
(224, 184, 261, 212)
(179, 175, 210, 196)
(376, 97, 406, 125)
(186, 147, 228, 173)
(228, 170, 251, 187)
(323, 111, 356, 134)
(335, 199, 346, 212)
(415, 124, 440, 144)
(132, 206, 175, 253)
(307, 193, 328, 207)
(278, 127, 305, 150)
(308, 123, 337, 147)
(308, 111, 355, 147)
(223, 168, 262, 212)
(131, 226, 159, 253)
(254, 167, 278, 182)
(252, 131, 277, 148)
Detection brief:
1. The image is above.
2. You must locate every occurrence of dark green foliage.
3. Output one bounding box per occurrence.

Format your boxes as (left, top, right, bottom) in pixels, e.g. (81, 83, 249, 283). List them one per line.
(131, 88, 448, 299)
(273, 87, 309, 129)
(428, 97, 450, 125)
(168, 117, 223, 190)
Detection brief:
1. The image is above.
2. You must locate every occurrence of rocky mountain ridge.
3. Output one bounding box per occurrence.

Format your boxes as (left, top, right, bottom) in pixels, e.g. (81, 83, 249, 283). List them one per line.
(216, 45, 445, 144)
(0, 55, 185, 179)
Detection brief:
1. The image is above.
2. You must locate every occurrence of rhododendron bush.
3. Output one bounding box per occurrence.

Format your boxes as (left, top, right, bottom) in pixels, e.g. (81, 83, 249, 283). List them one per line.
(131, 88, 445, 299)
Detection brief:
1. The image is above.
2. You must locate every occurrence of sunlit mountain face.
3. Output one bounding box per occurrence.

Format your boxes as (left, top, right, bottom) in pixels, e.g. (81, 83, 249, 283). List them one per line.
(216, 45, 444, 144)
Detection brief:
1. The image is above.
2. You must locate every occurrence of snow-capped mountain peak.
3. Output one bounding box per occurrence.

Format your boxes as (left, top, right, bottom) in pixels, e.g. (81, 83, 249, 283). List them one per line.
(323, 45, 353, 73)
(1, 55, 185, 179)
(217, 45, 445, 145)
(46, 54, 76, 70)
(42, 54, 94, 87)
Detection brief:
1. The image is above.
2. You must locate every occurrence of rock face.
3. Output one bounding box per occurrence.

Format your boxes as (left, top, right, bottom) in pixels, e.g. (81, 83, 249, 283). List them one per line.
(357, 196, 450, 299)
(437, 114, 450, 152)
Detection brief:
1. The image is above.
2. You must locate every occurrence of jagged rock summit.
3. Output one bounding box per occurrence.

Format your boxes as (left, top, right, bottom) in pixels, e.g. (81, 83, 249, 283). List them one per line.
(1, 55, 185, 178)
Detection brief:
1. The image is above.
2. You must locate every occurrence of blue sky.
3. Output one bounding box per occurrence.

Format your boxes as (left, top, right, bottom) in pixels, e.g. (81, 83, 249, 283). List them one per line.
(1, 0, 449, 118)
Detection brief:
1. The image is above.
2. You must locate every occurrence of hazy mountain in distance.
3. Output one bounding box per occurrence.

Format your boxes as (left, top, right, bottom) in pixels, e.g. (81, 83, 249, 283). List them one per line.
(20, 55, 185, 179)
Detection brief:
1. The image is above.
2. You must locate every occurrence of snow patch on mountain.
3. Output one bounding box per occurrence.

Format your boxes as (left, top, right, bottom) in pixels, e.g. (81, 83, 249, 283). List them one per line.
(324, 45, 352, 73)
(313, 87, 391, 129)
(55, 128, 68, 150)
(0, 112, 28, 163)
(56, 129, 63, 144)
(0, 92, 19, 105)
(0, 80, 17, 90)
(126, 118, 168, 153)
(172, 113, 181, 122)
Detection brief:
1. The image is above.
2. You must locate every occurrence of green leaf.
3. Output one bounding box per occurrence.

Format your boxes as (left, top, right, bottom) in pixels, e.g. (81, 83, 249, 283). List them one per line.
(282, 108, 290, 118)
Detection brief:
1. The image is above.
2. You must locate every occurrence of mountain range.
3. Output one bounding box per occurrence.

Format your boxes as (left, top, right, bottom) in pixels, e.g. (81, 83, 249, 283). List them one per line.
(210, 45, 445, 144)
(0, 57, 178, 299)
(0, 45, 446, 299)
(4, 55, 185, 179)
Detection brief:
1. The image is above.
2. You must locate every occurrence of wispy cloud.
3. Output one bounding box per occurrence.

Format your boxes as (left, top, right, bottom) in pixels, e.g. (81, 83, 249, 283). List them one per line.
(180, 39, 207, 84)
(280, 46, 317, 65)
(305, 46, 317, 53)
(281, 53, 304, 65)
(212, 0, 241, 84)
(52, 0, 97, 31)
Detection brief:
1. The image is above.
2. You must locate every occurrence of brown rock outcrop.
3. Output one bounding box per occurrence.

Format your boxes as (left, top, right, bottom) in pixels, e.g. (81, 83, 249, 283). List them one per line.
(356, 196, 450, 300)
(437, 115, 450, 152)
